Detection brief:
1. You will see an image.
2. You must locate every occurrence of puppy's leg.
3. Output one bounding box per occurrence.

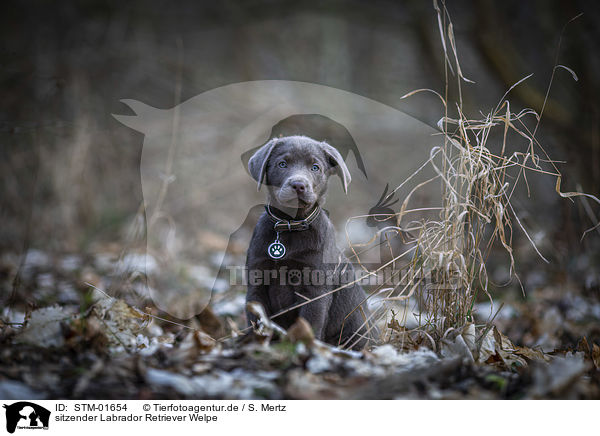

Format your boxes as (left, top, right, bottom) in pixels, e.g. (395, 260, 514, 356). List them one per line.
(245, 284, 271, 327)
(298, 291, 332, 341)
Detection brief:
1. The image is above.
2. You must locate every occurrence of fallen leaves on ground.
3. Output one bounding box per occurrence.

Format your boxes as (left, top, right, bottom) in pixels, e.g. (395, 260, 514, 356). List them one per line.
(1, 249, 599, 399)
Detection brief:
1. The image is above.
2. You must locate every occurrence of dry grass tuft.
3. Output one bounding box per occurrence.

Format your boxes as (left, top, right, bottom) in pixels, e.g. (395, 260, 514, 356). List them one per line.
(347, 1, 600, 350)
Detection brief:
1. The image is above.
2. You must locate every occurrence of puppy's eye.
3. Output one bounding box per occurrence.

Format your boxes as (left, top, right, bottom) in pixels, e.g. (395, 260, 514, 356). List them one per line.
(311, 164, 320, 172)
(278, 161, 287, 168)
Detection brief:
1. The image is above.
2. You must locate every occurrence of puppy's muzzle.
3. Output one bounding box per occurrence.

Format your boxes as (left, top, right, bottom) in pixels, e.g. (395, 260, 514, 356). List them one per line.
(290, 179, 306, 193)
(277, 176, 316, 205)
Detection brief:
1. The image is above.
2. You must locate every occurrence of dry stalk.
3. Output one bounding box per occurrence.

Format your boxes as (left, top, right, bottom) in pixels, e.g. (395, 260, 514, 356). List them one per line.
(347, 1, 600, 347)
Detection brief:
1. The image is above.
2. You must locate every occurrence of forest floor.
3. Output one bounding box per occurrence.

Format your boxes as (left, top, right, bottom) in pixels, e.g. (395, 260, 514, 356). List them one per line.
(1, 246, 599, 400)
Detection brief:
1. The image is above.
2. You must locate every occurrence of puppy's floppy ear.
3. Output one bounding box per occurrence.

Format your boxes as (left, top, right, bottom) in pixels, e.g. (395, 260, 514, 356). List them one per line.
(320, 141, 351, 194)
(248, 138, 279, 191)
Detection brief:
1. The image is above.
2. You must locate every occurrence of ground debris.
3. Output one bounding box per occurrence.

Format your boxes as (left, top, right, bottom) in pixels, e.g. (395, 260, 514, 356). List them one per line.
(1, 249, 599, 399)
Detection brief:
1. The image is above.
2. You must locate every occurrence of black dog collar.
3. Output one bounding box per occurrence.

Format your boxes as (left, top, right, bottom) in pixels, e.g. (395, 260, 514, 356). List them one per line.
(265, 204, 321, 232)
(264, 204, 321, 259)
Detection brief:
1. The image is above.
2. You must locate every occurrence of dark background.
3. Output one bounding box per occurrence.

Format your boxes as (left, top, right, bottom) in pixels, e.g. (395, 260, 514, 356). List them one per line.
(1, 0, 599, 305)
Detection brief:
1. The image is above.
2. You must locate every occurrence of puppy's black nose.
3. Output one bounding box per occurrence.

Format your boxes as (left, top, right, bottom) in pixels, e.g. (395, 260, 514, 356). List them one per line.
(291, 181, 306, 193)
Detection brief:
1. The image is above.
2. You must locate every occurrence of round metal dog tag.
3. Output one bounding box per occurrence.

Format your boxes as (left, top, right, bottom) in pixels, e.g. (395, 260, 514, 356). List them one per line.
(268, 241, 286, 259)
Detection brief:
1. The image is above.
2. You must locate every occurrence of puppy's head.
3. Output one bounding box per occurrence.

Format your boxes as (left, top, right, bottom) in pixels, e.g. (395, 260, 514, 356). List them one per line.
(248, 135, 351, 209)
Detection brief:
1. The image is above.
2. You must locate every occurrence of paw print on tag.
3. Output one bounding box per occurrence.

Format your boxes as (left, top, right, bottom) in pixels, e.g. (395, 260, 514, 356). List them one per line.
(268, 241, 286, 259)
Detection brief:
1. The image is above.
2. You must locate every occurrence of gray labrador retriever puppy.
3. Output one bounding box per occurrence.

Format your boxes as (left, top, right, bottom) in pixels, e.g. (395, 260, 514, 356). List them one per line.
(245, 135, 374, 350)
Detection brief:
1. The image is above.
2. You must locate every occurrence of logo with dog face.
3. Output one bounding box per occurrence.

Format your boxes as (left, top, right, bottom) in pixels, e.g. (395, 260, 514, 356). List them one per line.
(3, 402, 50, 433)
(113, 80, 440, 319)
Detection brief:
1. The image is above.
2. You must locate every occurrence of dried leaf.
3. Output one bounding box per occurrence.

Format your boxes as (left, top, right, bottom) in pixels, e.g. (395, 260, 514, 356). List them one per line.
(193, 330, 217, 353)
(246, 301, 287, 344)
(478, 329, 496, 363)
(592, 343, 600, 370)
(493, 326, 516, 351)
(514, 345, 551, 363)
(576, 337, 590, 356)
(90, 298, 151, 352)
(195, 306, 225, 338)
(461, 323, 476, 352)
(441, 332, 474, 362)
(16, 306, 75, 348)
(287, 317, 315, 345)
(492, 326, 527, 370)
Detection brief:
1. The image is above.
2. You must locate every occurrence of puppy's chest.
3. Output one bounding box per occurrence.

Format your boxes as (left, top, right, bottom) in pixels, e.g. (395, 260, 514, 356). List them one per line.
(255, 221, 326, 264)
(275, 230, 321, 257)
(249, 214, 340, 273)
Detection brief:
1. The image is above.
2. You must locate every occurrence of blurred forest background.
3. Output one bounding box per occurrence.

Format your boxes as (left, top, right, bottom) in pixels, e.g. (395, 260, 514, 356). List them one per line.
(1, 0, 599, 340)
